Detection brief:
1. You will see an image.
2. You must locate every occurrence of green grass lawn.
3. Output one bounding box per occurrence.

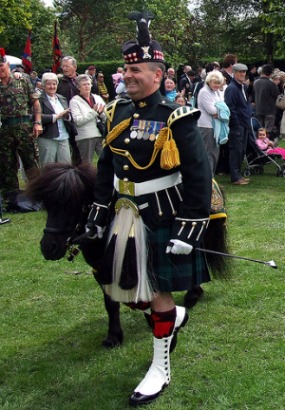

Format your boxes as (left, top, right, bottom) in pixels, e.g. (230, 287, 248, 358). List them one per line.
(1, 160, 285, 410)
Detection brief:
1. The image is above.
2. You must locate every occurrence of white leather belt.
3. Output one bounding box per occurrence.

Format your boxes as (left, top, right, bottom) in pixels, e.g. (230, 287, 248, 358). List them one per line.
(114, 172, 182, 196)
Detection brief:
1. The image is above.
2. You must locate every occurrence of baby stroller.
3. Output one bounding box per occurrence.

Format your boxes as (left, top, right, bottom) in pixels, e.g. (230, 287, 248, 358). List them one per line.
(244, 117, 285, 178)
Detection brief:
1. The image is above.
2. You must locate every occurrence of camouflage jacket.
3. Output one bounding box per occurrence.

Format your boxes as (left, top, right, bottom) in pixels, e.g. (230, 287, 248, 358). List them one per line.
(0, 74, 39, 118)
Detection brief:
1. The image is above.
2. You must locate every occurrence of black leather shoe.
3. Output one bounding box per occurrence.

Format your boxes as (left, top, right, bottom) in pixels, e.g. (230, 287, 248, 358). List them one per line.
(129, 386, 166, 406)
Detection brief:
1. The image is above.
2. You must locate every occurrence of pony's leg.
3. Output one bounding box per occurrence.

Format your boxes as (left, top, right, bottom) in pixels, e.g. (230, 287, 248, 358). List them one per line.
(92, 271, 123, 348)
(183, 286, 204, 309)
(102, 292, 123, 348)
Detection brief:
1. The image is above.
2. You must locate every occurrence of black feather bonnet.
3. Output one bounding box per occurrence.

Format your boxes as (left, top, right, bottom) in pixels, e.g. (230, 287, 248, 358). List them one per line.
(122, 11, 164, 64)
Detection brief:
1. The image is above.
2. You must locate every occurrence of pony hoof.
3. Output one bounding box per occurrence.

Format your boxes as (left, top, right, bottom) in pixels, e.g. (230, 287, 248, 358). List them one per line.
(184, 286, 204, 309)
(102, 333, 123, 348)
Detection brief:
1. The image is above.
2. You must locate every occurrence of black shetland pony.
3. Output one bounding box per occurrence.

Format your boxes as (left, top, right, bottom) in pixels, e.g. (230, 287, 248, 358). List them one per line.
(27, 162, 123, 348)
(27, 163, 230, 347)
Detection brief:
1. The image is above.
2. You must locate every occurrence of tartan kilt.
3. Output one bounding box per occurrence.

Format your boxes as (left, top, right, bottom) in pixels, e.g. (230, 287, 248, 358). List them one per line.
(148, 225, 211, 293)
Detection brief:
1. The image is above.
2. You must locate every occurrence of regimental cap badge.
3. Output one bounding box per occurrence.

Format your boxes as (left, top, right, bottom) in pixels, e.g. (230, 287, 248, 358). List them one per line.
(0, 48, 7, 63)
(122, 11, 164, 65)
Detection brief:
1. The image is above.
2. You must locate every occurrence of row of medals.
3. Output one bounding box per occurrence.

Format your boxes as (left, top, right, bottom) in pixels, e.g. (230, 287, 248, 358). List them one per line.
(130, 120, 161, 141)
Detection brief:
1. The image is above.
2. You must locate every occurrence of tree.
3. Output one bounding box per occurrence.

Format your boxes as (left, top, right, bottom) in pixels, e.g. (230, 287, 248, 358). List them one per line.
(25, 0, 57, 71)
(260, 0, 285, 59)
(0, 0, 32, 46)
(1, 0, 57, 72)
(54, 0, 118, 61)
(53, 0, 196, 66)
(192, 0, 265, 62)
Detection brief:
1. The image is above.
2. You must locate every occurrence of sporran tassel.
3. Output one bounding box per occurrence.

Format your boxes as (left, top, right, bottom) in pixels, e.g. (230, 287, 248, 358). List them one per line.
(96, 232, 117, 285)
(119, 224, 138, 289)
(103, 203, 154, 303)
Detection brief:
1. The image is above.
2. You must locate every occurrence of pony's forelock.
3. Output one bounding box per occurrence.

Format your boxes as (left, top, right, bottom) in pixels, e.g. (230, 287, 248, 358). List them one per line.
(27, 163, 97, 209)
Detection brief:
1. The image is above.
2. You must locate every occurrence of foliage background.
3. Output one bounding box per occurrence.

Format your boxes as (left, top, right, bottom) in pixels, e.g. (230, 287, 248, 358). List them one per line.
(1, 0, 285, 74)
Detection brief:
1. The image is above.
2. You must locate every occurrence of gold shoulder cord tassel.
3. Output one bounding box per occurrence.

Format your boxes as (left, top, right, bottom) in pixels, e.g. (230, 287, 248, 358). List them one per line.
(158, 127, 180, 170)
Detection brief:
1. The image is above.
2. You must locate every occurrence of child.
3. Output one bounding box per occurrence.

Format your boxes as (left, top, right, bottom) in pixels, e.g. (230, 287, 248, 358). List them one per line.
(256, 128, 274, 152)
(175, 93, 187, 106)
(256, 127, 285, 160)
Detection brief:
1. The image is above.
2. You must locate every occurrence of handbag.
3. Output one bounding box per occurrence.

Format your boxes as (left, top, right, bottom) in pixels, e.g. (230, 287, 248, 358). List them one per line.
(96, 117, 106, 137)
(276, 94, 285, 110)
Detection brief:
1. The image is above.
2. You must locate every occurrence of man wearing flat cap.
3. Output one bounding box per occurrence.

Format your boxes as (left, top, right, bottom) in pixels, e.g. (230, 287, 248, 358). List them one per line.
(0, 47, 42, 203)
(224, 63, 252, 185)
(86, 65, 98, 94)
(80, 11, 227, 406)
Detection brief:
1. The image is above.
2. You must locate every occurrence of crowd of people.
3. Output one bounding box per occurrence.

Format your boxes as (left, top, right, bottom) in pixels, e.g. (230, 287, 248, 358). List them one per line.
(159, 57, 285, 184)
(1, 42, 284, 217)
(0, 53, 114, 220)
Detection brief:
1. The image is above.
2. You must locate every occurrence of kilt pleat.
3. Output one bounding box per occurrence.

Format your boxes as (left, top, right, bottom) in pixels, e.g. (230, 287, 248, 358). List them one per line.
(148, 225, 210, 292)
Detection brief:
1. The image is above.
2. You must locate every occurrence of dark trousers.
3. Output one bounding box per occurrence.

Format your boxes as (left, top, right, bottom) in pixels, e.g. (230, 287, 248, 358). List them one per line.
(228, 126, 249, 182)
(0, 123, 39, 198)
(0, 193, 3, 216)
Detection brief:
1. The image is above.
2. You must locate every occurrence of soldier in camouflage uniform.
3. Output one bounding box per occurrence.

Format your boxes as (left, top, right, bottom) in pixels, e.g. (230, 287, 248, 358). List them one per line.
(0, 47, 42, 201)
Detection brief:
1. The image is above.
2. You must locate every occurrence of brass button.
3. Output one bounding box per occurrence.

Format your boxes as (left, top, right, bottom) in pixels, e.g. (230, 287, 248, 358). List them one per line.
(133, 113, 140, 119)
(123, 165, 129, 171)
(124, 138, 130, 144)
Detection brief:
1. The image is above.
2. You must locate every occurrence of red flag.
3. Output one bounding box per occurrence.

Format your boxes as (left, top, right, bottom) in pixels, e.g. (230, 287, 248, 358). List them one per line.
(22, 31, 32, 74)
(52, 21, 62, 73)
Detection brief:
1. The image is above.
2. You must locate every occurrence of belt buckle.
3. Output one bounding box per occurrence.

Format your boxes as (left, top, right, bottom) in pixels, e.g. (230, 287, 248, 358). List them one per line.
(118, 180, 135, 196)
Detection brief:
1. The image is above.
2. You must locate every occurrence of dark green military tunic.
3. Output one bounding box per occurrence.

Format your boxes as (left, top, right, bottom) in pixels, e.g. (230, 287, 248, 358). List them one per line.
(93, 90, 212, 295)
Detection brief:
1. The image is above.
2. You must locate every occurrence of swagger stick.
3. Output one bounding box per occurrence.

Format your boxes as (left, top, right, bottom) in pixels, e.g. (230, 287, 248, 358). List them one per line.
(196, 247, 277, 269)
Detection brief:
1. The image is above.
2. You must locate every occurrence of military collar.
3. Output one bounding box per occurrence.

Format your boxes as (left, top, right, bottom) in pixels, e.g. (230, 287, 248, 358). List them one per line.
(133, 90, 163, 109)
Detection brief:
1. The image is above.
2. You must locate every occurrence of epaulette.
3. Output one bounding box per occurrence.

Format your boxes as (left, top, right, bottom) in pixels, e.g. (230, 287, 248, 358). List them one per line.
(167, 106, 200, 128)
(105, 98, 132, 123)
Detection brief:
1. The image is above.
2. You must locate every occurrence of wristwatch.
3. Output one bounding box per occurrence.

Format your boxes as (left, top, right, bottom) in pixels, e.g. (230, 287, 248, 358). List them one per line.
(34, 121, 42, 125)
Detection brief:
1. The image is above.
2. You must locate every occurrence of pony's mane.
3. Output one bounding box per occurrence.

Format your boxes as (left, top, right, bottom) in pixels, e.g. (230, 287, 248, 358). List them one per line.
(27, 163, 97, 209)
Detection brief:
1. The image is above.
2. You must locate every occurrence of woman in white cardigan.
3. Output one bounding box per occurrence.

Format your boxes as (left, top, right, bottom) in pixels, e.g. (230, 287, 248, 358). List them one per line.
(69, 74, 106, 163)
(197, 70, 226, 175)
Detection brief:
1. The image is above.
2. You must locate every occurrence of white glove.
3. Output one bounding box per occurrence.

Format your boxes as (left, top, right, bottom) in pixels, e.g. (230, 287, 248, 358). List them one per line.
(166, 239, 193, 255)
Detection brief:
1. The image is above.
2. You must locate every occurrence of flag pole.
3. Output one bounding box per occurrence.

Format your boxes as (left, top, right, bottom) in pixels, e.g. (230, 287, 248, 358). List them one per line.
(22, 30, 32, 74)
(52, 20, 62, 73)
